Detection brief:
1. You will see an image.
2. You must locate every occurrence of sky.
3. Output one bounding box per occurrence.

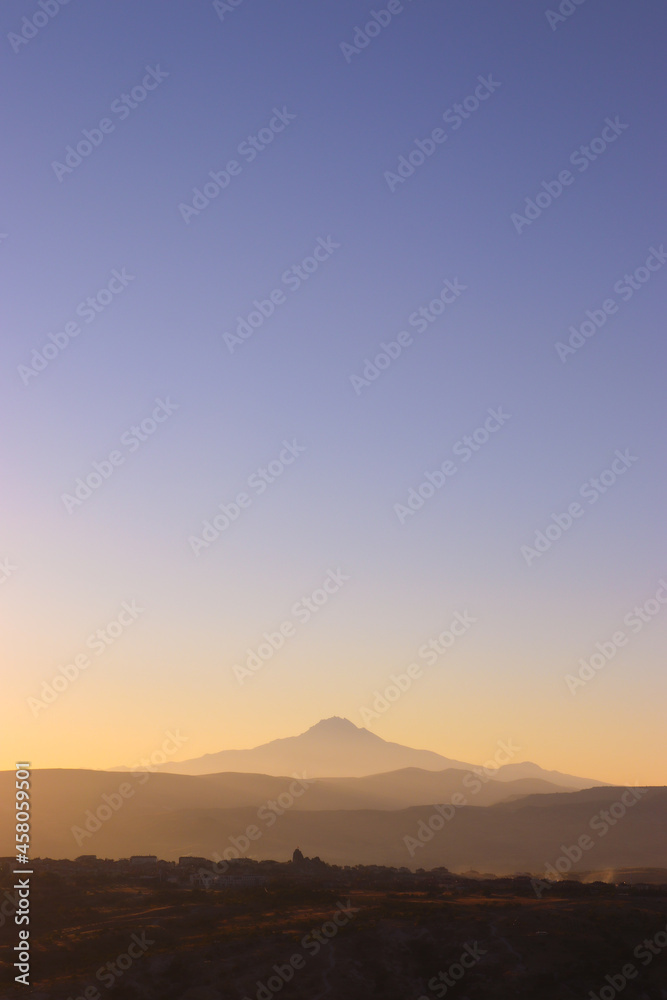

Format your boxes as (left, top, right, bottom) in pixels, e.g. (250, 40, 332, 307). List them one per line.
(1, 0, 666, 785)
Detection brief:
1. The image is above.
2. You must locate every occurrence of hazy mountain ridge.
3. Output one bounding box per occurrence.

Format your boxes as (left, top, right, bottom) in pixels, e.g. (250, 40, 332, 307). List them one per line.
(2, 770, 663, 872)
(0, 718, 630, 871)
(0, 765, 571, 825)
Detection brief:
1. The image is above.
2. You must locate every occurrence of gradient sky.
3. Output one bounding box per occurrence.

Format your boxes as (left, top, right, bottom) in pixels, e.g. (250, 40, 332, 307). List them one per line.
(2, 0, 666, 785)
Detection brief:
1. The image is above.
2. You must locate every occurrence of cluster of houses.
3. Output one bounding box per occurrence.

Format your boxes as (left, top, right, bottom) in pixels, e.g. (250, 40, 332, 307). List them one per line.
(0, 852, 479, 892)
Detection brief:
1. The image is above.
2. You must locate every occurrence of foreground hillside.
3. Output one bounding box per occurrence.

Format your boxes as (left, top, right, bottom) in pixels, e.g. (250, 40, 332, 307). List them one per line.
(2, 870, 666, 1000)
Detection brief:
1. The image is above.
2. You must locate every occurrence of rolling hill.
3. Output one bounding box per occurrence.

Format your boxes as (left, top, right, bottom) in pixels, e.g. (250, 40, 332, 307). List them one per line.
(1, 765, 662, 873)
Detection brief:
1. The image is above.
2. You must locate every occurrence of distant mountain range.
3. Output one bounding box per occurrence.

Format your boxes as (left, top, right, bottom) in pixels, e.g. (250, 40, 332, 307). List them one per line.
(1, 719, 659, 872)
(1, 765, 663, 873)
(124, 717, 606, 789)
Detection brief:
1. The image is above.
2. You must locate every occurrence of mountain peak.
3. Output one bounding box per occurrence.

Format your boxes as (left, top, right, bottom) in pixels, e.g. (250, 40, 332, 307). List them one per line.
(306, 717, 362, 734)
(149, 718, 606, 787)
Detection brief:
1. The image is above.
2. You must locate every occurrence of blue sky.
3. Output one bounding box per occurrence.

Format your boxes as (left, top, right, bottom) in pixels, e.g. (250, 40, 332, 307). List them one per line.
(2, 0, 666, 782)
